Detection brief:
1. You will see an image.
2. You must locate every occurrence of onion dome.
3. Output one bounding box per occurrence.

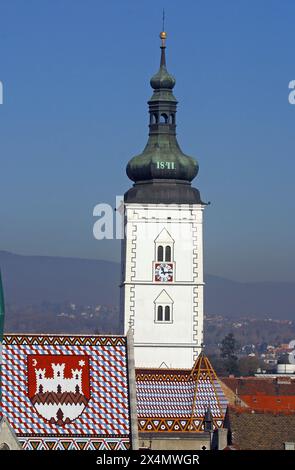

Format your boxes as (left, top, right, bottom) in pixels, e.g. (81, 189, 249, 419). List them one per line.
(150, 32, 176, 90)
(125, 31, 203, 205)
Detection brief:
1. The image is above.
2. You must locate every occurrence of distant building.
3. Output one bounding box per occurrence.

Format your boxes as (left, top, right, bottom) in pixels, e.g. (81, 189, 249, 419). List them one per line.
(258, 339, 295, 375)
(276, 363, 295, 374)
(221, 376, 295, 412)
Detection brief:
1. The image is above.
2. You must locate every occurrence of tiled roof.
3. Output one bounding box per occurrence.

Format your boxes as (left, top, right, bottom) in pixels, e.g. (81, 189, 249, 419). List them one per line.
(136, 353, 228, 433)
(1, 334, 132, 450)
(225, 405, 295, 450)
(222, 377, 295, 411)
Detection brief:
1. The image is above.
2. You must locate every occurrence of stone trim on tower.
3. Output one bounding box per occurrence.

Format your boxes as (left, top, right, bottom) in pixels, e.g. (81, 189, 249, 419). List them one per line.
(130, 222, 137, 282)
(129, 285, 136, 332)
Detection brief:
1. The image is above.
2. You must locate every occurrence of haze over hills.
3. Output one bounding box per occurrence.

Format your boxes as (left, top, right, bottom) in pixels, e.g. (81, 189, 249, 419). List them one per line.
(0, 251, 294, 325)
(0, 250, 120, 306)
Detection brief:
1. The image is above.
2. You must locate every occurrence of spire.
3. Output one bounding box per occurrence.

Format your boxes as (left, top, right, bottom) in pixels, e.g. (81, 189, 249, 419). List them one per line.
(204, 407, 214, 432)
(160, 9, 167, 67)
(125, 30, 204, 205)
(160, 31, 166, 67)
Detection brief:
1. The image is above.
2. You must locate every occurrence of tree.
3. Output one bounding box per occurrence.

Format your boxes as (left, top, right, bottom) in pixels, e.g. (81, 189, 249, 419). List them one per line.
(220, 333, 239, 375)
(220, 333, 238, 359)
(238, 356, 260, 376)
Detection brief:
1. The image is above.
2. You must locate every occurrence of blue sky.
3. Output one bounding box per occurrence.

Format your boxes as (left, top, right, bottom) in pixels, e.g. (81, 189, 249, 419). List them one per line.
(0, 0, 294, 282)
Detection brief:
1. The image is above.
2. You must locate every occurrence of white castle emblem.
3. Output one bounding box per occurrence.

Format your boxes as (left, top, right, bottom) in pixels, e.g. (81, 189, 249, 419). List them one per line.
(35, 363, 83, 395)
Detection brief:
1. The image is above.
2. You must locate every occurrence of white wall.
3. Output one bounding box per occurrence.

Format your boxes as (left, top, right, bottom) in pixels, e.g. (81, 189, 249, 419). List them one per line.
(121, 203, 205, 369)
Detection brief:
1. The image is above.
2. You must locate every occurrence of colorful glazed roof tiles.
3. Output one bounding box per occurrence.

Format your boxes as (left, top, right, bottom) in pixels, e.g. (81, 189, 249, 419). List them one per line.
(136, 353, 228, 432)
(1, 334, 132, 450)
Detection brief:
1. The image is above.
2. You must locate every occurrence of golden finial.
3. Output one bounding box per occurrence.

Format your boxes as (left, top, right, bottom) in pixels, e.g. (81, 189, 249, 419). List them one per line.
(160, 31, 167, 47)
(160, 9, 167, 47)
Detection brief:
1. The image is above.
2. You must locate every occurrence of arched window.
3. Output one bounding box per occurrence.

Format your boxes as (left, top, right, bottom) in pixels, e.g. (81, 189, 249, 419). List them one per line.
(160, 113, 168, 124)
(165, 245, 171, 262)
(157, 245, 164, 261)
(154, 290, 173, 323)
(156, 305, 172, 323)
(165, 306, 170, 321)
(157, 305, 163, 322)
(170, 114, 175, 124)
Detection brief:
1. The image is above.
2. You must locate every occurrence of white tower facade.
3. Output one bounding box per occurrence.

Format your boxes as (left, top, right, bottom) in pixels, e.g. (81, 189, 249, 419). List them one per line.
(121, 203, 204, 368)
(121, 31, 206, 369)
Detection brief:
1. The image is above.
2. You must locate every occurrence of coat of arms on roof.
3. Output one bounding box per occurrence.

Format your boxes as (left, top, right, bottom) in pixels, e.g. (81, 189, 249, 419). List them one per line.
(27, 354, 90, 425)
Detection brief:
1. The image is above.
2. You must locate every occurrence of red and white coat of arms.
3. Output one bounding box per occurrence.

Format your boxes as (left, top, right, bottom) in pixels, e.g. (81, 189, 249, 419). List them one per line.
(27, 355, 90, 425)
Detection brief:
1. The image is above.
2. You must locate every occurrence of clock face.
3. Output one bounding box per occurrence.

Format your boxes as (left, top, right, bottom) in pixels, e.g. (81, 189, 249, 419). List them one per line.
(154, 263, 173, 282)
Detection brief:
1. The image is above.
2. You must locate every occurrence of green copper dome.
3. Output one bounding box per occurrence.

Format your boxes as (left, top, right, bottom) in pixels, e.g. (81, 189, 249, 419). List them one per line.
(126, 32, 199, 184)
(126, 133, 198, 182)
(150, 67, 176, 90)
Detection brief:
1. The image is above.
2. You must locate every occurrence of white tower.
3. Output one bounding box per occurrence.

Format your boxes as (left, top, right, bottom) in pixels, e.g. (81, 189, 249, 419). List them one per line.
(121, 31, 206, 369)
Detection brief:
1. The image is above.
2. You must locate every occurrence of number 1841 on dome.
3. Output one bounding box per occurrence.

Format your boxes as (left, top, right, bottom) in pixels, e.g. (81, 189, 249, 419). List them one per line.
(156, 161, 175, 170)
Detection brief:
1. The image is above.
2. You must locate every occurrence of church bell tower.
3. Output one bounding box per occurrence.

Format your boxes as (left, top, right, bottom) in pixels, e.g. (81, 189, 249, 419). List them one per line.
(121, 31, 206, 369)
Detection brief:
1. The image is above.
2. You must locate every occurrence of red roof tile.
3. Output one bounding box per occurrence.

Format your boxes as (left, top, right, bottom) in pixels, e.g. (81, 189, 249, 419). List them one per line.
(222, 377, 295, 412)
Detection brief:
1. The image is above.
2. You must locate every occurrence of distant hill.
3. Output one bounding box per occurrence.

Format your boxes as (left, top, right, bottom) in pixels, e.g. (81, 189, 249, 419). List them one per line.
(0, 251, 294, 322)
(0, 251, 120, 306)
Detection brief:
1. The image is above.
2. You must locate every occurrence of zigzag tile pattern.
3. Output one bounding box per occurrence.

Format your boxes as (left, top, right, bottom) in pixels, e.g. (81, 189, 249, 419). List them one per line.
(136, 354, 228, 432)
(19, 438, 130, 450)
